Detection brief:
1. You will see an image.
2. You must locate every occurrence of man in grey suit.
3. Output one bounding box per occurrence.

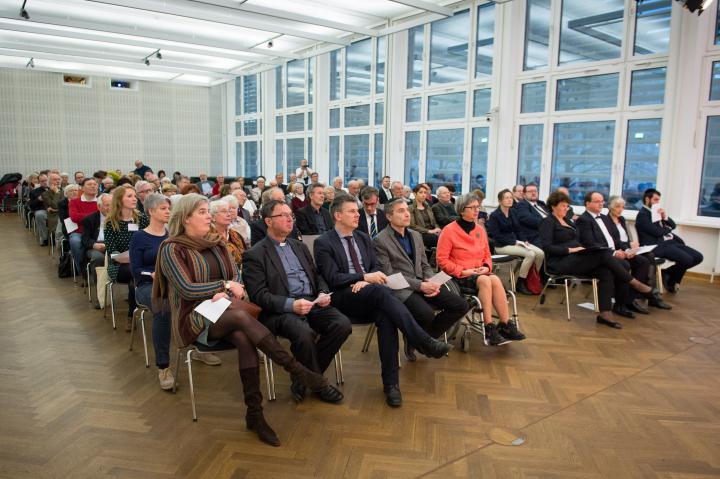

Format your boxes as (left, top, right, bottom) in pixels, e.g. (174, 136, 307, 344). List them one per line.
(374, 199, 469, 360)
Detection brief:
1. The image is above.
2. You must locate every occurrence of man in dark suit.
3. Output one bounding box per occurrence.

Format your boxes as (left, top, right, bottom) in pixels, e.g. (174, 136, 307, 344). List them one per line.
(378, 176, 393, 205)
(576, 192, 669, 317)
(243, 200, 349, 404)
(295, 183, 333, 235)
(511, 184, 524, 208)
(250, 187, 299, 246)
(357, 187, 388, 239)
(635, 188, 703, 293)
(314, 196, 452, 407)
(515, 183, 549, 246)
(374, 199, 469, 360)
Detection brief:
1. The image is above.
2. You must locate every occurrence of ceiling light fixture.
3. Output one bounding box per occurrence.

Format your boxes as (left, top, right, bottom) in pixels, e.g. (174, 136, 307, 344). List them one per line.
(20, 0, 29, 19)
(142, 49, 161, 66)
(26, 57, 34, 68)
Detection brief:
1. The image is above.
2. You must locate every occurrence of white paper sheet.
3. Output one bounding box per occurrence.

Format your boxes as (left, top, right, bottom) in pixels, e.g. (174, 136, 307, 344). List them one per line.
(651, 204, 662, 223)
(63, 217, 78, 233)
(311, 292, 333, 304)
(428, 270, 452, 285)
(194, 297, 231, 323)
(385, 272, 410, 290)
(626, 244, 657, 255)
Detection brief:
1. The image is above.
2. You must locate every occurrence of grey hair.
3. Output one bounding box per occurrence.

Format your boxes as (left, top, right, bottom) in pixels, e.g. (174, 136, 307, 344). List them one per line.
(167, 193, 208, 237)
(63, 184, 80, 195)
(222, 194, 239, 209)
(360, 186, 379, 201)
(144, 193, 170, 214)
(209, 199, 230, 216)
(306, 183, 325, 196)
(261, 186, 284, 204)
(390, 181, 403, 190)
(608, 195, 626, 210)
(455, 193, 480, 215)
(96, 192, 110, 208)
(134, 180, 149, 193)
(436, 185, 449, 195)
(385, 198, 408, 216)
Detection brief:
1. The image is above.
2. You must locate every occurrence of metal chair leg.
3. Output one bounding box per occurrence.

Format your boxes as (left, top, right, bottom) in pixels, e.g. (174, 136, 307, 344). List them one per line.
(656, 265, 664, 294)
(187, 349, 197, 421)
(592, 279, 600, 312)
(86, 263, 92, 303)
(334, 351, 344, 385)
(361, 323, 376, 352)
(172, 348, 182, 393)
(140, 310, 149, 368)
(129, 307, 138, 351)
(564, 279, 571, 321)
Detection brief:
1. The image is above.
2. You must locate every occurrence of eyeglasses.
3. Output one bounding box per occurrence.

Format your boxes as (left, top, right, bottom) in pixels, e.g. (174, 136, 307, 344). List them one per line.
(269, 213, 295, 220)
(463, 205, 481, 210)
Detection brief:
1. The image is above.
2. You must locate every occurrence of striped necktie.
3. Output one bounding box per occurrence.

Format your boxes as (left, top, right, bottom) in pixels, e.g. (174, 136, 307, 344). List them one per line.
(369, 215, 378, 239)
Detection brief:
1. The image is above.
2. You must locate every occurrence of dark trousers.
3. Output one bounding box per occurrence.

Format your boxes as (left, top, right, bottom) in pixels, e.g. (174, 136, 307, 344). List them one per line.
(421, 233, 438, 249)
(115, 263, 137, 318)
(259, 305, 351, 374)
(332, 284, 432, 387)
(625, 253, 652, 302)
(548, 249, 632, 312)
(135, 283, 171, 369)
(403, 288, 469, 338)
(653, 240, 704, 286)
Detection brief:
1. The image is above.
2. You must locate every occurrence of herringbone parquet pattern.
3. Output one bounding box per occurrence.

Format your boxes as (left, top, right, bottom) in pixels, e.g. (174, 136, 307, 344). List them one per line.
(1, 214, 718, 479)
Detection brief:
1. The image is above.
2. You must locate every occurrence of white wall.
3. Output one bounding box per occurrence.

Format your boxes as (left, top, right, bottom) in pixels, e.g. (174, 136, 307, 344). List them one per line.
(0, 69, 224, 176)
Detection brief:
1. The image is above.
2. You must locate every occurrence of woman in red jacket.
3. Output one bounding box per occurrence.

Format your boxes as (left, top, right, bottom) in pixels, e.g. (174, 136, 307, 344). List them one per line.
(437, 193, 526, 346)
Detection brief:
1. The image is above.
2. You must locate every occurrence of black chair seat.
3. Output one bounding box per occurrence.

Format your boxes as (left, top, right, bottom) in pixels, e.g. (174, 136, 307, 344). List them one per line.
(194, 340, 235, 353)
(491, 254, 515, 264)
(654, 257, 666, 266)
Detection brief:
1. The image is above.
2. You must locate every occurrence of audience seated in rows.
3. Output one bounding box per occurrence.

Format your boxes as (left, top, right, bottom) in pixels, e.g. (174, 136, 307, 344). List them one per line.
(295, 183, 333, 235)
(515, 183, 548, 247)
(357, 187, 387, 239)
(250, 187, 300, 246)
(409, 183, 441, 249)
(431, 186, 459, 227)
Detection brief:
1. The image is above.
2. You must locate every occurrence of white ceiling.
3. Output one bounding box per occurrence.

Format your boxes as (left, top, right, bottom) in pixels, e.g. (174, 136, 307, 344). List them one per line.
(0, 0, 456, 86)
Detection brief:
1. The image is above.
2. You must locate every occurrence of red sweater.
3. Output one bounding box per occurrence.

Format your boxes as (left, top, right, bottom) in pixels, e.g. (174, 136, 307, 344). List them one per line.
(436, 221, 493, 278)
(69, 196, 98, 234)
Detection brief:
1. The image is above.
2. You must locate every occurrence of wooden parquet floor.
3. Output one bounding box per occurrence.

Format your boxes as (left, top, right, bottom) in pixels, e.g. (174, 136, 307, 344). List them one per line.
(1, 214, 719, 479)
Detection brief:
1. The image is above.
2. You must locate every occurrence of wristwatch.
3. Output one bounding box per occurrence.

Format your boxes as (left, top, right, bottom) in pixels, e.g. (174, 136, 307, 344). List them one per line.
(224, 281, 232, 293)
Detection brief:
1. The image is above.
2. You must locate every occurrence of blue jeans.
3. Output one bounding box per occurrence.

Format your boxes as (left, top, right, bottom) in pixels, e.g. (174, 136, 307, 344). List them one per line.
(69, 232, 84, 272)
(135, 282, 171, 369)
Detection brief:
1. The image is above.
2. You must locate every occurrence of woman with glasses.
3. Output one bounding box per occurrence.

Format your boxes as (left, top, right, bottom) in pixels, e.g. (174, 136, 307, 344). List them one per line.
(437, 194, 526, 346)
(410, 183, 442, 249)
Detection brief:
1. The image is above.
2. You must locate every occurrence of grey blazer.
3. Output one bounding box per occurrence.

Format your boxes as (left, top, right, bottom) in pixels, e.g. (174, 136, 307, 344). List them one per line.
(373, 226, 434, 302)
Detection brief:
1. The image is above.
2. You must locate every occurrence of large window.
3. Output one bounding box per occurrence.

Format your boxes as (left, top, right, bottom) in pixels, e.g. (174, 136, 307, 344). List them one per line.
(428, 92, 466, 121)
(517, 124, 543, 187)
(622, 118, 661, 210)
(475, 3, 495, 78)
(430, 10, 470, 85)
(376, 37, 386, 94)
(634, 0, 671, 56)
(699, 116, 720, 217)
(473, 89, 491, 117)
(346, 39, 372, 98)
(344, 134, 370, 183)
(286, 138, 305, 179)
(524, 0, 551, 71)
(559, 1, 624, 66)
(555, 73, 619, 111)
(630, 68, 666, 106)
(407, 25, 424, 88)
(242, 75, 258, 114)
(374, 133, 384, 187)
(470, 127, 489, 192)
(521, 82, 546, 113)
(286, 59, 305, 108)
(426, 129, 464, 190)
(237, 141, 261, 178)
(404, 131, 420, 188)
(330, 50, 342, 101)
(330, 136, 340, 180)
(551, 121, 615, 203)
(345, 104, 371, 127)
(710, 61, 720, 101)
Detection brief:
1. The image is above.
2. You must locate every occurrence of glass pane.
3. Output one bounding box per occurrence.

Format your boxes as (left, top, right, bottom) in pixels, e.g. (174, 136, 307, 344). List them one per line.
(470, 127, 489, 192)
(244, 141, 259, 178)
(344, 134, 369, 183)
(404, 131, 420, 188)
(375, 102, 384, 125)
(275, 139, 284, 176)
(286, 59, 305, 108)
(234, 77, 242, 115)
(376, 36, 386, 94)
(634, 0, 671, 56)
(699, 116, 720, 217)
(308, 111, 313, 131)
(622, 118, 661, 210)
(556, 73, 619, 111)
(551, 121, 615, 204)
(406, 97, 421, 123)
(428, 92, 466, 121)
(630, 68, 666, 106)
(711, 62, 720, 101)
(276, 116, 283, 133)
(472, 88, 491, 117)
(330, 50, 342, 101)
(275, 66, 283, 109)
(517, 124, 543, 187)
(308, 57, 314, 105)
(287, 138, 305, 179)
(716, 6, 720, 45)
(330, 136, 340, 181)
(521, 81, 546, 113)
(430, 9, 470, 85)
(346, 38, 372, 98)
(330, 108, 340, 129)
(286, 113, 304, 132)
(374, 133, 384, 186)
(559, 0, 624, 66)
(345, 104, 370, 127)
(476, 3, 495, 77)
(524, 0, 551, 71)
(308, 138, 313, 163)
(243, 75, 258, 114)
(235, 122, 242, 137)
(244, 119, 258, 136)
(235, 142, 242, 175)
(427, 129, 464, 191)
(407, 25, 424, 88)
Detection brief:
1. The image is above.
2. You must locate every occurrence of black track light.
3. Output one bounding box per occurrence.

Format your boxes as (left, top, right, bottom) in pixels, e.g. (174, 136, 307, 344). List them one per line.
(155, 51, 162, 60)
(144, 58, 150, 66)
(20, 0, 29, 19)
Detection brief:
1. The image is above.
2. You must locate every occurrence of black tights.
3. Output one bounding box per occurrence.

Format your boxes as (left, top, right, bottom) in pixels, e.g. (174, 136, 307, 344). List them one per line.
(207, 306, 272, 370)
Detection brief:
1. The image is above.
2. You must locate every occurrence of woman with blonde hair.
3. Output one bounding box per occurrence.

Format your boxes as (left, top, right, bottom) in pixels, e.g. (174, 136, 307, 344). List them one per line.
(154, 194, 340, 446)
(104, 184, 149, 331)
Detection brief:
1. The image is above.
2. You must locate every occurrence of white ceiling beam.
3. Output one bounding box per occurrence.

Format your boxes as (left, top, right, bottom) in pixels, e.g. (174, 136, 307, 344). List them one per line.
(192, 0, 379, 37)
(385, 0, 453, 16)
(84, 0, 351, 46)
(378, 13, 444, 35)
(0, 17, 300, 61)
(0, 47, 235, 80)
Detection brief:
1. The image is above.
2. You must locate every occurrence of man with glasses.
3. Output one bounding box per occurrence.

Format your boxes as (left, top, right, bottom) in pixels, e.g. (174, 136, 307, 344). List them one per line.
(295, 183, 333, 235)
(243, 200, 350, 404)
(516, 183, 549, 246)
(134, 180, 155, 214)
(250, 187, 300, 246)
(357, 187, 388, 240)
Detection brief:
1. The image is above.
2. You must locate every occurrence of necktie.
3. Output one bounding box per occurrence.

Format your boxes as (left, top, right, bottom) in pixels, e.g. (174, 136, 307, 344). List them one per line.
(344, 236, 364, 274)
(370, 215, 378, 239)
(534, 203, 547, 217)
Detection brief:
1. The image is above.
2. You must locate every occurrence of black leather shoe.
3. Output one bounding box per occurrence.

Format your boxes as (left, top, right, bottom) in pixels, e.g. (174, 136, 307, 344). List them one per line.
(628, 299, 649, 315)
(383, 385, 402, 407)
(612, 305, 636, 319)
(648, 296, 672, 310)
(515, 278, 534, 296)
(314, 384, 344, 403)
(597, 316, 623, 329)
(417, 337, 452, 358)
(290, 378, 306, 403)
